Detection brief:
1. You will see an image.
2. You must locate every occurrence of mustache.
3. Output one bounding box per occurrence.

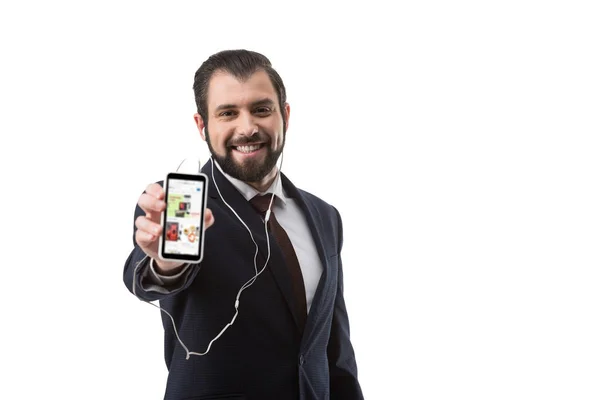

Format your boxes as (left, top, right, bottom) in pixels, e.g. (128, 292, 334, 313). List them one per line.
(227, 131, 270, 147)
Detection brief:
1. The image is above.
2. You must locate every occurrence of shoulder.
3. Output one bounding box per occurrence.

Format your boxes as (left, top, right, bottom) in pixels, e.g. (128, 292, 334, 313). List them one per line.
(294, 187, 343, 235)
(293, 186, 345, 252)
(296, 188, 337, 213)
(282, 173, 340, 218)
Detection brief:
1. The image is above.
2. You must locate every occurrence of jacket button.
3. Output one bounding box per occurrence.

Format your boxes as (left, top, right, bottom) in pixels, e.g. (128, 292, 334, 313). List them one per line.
(299, 354, 305, 365)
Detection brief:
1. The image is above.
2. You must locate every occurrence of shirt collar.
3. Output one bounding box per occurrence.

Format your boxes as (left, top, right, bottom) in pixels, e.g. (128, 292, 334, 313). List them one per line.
(214, 159, 287, 205)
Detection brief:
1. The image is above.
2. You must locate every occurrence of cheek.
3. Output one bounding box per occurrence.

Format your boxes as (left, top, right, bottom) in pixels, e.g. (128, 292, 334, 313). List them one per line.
(267, 120, 285, 145)
(207, 126, 230, 150)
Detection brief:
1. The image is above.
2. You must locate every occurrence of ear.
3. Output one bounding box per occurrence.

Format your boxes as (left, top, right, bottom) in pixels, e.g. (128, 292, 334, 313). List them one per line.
(284, 103, 291, 132)
(194, 113, 206, 141)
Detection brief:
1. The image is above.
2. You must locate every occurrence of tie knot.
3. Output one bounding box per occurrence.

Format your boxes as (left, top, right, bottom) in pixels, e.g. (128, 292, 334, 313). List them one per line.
(250, 194, 274, 215)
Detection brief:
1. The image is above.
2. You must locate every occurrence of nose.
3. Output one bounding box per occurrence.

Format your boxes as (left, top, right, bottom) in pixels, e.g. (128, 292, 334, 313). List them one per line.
(236, 110, 258, 137)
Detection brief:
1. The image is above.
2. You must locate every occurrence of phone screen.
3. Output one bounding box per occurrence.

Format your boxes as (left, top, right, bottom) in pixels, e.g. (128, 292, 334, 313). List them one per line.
(160, 173, 208, 262)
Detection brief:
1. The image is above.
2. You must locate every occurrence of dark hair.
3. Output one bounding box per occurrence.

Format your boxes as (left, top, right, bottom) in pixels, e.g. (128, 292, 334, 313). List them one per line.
(193, 49, 287, 130)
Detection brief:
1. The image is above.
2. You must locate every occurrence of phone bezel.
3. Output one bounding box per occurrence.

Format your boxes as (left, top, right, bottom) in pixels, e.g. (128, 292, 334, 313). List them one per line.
(159, 172, 208, 263)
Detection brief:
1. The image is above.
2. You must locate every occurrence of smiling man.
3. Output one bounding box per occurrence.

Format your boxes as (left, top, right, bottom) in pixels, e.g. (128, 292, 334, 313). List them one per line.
(197, 68, 287, 190)
(123, 49, 364, 400)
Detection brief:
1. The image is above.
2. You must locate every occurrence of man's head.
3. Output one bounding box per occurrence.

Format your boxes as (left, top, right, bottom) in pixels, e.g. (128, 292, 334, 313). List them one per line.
(192, 50, 290, 187)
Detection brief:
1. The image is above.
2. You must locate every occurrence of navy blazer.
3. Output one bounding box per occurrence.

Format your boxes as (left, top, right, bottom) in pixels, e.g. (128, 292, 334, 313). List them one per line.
(123, 161, 363, 400)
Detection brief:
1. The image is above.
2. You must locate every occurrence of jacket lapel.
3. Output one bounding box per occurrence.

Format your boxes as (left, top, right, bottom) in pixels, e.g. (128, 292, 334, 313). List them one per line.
(280, 173, 330, 333)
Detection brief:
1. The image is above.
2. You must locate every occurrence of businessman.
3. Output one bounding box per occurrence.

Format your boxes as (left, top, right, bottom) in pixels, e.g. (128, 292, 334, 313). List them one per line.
(123, 49, 363, 400)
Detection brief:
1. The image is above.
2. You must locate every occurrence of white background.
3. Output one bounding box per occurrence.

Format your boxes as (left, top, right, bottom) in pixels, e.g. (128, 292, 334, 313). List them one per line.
(1, 1, 599, 399)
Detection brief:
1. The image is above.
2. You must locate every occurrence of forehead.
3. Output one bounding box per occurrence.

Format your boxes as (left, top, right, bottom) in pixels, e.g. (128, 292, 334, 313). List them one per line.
(207, 69, 278, 110)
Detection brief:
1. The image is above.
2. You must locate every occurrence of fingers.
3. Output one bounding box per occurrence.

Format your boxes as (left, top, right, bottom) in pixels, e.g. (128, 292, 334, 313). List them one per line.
(138, 185, 166, 220)
(135, 215, 162, 258)
(135, 223, 158, 252)
(204, 208, 215, 230)
(145, 183, 164, 200)
(135, 227, 156, 249)
(136, 214, 162, 237)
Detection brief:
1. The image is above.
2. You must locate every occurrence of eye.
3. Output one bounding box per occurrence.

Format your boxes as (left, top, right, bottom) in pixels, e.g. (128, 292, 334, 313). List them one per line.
(254, 106, 272, 116)
(219, 110, 236, 118)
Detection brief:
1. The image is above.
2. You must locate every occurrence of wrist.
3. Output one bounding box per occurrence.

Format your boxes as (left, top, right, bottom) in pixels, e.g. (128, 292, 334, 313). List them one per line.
(152, 258, 185, 276)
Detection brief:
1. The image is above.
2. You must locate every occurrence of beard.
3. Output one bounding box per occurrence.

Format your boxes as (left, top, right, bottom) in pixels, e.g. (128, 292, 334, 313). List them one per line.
(205, 128, 285, 183)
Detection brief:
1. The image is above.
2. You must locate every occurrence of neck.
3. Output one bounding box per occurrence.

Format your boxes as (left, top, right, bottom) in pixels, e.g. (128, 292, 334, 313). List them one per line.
(246, 167, 278, 192)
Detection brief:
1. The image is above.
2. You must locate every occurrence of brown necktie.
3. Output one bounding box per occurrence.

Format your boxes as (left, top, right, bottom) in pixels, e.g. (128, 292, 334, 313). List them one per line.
(250, 194, 307, 330)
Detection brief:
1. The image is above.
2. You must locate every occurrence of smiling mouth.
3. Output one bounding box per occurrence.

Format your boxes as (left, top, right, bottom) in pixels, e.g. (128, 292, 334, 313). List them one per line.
(232, 143, 265, 154)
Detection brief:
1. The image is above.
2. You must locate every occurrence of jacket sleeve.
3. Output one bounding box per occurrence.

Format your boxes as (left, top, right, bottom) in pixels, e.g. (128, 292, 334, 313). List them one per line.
(122, 189, 201, 302)
(327, 208, 364, 399)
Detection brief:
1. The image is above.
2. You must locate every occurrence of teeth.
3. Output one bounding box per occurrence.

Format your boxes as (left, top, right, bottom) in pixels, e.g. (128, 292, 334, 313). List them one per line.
(236, 144, 261, 153)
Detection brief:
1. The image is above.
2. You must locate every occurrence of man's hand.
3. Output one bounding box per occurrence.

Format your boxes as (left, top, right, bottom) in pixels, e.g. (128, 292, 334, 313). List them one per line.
(135, 183, 215, 275)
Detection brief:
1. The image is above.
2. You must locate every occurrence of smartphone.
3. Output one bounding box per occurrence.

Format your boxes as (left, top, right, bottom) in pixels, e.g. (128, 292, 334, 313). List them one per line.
(159, 172, 209, 263)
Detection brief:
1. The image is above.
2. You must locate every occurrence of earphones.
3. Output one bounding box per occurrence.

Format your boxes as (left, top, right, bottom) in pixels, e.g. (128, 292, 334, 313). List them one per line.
(133, 152, 283, 359)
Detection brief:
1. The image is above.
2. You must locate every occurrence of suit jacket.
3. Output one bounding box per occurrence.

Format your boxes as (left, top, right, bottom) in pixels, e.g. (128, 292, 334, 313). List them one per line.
(123, 161, 363, 400)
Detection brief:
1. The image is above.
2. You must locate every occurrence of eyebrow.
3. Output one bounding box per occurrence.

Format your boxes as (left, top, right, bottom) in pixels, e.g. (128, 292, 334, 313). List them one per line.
(251, 98, 276, 108)
(214, 98, 276, 113)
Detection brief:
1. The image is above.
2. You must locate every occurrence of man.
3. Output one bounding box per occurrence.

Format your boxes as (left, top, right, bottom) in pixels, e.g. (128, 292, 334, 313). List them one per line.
(123, 49, 363, 400)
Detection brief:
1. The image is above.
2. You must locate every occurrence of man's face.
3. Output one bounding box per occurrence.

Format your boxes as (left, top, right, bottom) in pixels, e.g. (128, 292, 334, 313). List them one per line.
(195, 69, 290, 184)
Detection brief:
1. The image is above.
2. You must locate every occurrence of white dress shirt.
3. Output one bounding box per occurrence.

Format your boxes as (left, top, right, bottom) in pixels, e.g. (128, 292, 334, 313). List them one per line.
(148, 161, 323, 311)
